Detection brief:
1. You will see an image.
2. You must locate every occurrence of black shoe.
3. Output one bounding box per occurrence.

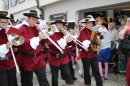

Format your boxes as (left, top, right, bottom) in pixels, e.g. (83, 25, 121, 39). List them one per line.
(73, 77, 77, 81)
(104, 78, 108, 81)
(61, 77, 65, 80)
(81, 75, 84, 78)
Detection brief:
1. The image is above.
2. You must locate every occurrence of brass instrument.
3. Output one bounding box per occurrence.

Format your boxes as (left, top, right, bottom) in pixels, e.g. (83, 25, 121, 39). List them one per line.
(12, 36, 24, 46)
(46, 25, 56, 36)
(67, 24, 88, 51)
(68, 24, 79, 38)
(6, 20, 25, 74)
(40, 24, 64, 54)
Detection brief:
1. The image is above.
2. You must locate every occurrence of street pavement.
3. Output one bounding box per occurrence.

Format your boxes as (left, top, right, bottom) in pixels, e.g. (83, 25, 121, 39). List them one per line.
(17, 63, 127, 86)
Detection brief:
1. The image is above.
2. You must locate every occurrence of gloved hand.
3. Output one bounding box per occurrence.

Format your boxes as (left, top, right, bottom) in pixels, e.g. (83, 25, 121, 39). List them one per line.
(90, 40, 98, 44)
(100, 35, 104, 39)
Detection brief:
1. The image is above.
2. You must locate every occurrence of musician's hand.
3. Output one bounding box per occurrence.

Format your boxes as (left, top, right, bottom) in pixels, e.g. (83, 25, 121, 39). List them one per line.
(13, 48, 18, 52)
(34, 23, 41, 31)
(62, 29, 67, 35)
(38, 33, 46, 40)
(65, 35, 72, 42)
(6, 42, 12, 49)
(100, 35, 104, 39)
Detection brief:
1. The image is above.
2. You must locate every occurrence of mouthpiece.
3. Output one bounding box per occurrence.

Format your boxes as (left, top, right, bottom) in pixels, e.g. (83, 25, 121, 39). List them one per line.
(59, 28, 62, 32)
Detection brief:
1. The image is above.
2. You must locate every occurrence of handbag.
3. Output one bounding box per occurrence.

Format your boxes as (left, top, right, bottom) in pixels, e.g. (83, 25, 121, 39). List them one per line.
(120, 33, 130, 52)
(122, 34, 130, 52)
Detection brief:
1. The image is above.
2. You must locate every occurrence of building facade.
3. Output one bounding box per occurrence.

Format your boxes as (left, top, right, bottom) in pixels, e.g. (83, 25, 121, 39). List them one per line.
(38, 0, 130, 22)
(3, 0, 39, 21)
(0, 0, 3, 11)
(2, 0, 130, 23)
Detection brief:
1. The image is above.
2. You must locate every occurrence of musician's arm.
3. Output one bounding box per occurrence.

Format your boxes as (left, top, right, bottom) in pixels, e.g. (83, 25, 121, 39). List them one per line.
(0, 44, 9, 58)
(20, 26, 41, 50)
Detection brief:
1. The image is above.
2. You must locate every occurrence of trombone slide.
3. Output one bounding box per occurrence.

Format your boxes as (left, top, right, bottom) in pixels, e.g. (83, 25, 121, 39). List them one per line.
(40, 30, 64, 54)
(7, 35, 20, 74)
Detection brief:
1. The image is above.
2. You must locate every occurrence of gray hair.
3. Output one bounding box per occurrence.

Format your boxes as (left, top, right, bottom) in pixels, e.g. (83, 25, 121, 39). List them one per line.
(110, 22, 116, 27)
(127, 17, 130, 24)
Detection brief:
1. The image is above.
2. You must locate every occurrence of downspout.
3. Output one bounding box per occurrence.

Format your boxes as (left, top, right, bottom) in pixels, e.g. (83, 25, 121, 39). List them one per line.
(36, 0, 44, 20)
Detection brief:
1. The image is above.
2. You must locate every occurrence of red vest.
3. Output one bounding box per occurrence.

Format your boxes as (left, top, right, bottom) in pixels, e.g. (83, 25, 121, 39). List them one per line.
(0, 29, 15, 70)
(46, 32, 70, 66)
(77, 28, 98, 58)
(17, 25, 45, 71)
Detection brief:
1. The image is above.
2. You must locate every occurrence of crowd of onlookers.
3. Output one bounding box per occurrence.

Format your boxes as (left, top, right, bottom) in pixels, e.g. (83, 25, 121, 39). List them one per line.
(74, 15, 129, 81)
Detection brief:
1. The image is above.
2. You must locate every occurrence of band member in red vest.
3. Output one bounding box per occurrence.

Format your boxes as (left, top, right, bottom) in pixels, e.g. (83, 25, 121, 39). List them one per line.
(10, 14, 19, 86)
(10, 14, 17, 26)
(61, 22, 77, 81)
(45, 19, 74, 86)
(0, 11, 16, 86)
(17, 10, 50, 86)
(77, 15, 103, 86)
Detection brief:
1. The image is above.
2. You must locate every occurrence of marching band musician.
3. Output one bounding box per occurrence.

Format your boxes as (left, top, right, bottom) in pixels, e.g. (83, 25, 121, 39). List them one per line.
(77, 15, 103, 86)
(45, 19, 74, 86)
(10, 14, 17, 26)
(17, 10, 50, 86)
(94, 17, 111, 80)
(0, 11, 16, 86)
(62, 22, 77, 81)
(10, 14, 19, 86)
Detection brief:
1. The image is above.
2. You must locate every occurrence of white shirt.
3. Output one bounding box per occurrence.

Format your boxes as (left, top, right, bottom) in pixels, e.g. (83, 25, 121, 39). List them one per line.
(109, 28, 119, 41)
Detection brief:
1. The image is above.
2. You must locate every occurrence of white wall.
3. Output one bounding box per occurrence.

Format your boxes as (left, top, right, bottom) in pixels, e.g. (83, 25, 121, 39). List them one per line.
(41, 0, 130, 22)
(5, 0, 39, 19)
(39, 0, 60, 6)
(0, 0, 3, 11)
(6, 0, 37, 14)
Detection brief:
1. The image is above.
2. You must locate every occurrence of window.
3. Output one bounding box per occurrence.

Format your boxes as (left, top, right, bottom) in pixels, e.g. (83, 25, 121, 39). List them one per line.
(4, 0, 9, 10)
(10, 0, 17, 7)
(84, 11, 106, 18)
(50, 13, 66, 21)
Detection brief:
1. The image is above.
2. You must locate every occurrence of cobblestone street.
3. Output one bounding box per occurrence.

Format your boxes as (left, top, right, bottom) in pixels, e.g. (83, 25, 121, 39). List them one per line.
(17, 64, 127, 86)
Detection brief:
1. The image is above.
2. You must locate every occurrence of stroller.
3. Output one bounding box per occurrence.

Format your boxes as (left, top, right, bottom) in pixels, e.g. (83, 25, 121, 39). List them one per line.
(109, 49, 120, 74)
(108, 41, 120, 74)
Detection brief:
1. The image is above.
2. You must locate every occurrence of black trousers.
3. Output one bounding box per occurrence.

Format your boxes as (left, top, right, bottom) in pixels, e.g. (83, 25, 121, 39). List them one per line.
(0, 67, 16, 86)
(50, 63, 74, 86)
(81, 57, 103, 86)
(20, 66, 50, 86)
(69, 60, 75, 78)
(61, 61, 75, 79)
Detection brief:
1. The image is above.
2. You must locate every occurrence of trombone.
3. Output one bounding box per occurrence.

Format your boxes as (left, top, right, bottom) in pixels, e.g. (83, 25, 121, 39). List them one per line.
(39, 24, 64, 54)
(5, 20, 25, 74)
(66, 25, 88, 51)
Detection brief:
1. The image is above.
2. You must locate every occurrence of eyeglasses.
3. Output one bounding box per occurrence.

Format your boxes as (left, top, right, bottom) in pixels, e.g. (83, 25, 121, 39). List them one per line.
(0, 21, 8, 24)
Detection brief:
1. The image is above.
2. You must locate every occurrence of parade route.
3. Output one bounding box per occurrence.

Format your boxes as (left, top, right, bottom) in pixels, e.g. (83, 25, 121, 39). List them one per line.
(17, 63, 127, 86)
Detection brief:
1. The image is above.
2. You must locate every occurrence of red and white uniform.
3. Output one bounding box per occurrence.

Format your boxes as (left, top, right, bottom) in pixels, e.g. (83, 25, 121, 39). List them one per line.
(0, 29, 15, 70)
(46, 32, 71, 66)
(17, 25, 46, 71)
(77, 27, 97, 58)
